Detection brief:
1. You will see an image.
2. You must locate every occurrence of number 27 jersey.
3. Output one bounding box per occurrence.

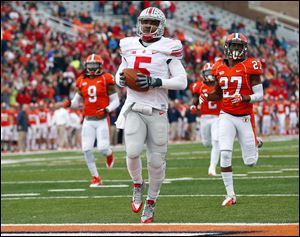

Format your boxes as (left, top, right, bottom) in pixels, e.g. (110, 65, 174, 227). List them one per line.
(212, 58, 262, 115)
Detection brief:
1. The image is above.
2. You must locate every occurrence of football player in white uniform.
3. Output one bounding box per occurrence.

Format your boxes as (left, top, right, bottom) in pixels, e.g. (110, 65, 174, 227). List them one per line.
(115, 7, 187, 223)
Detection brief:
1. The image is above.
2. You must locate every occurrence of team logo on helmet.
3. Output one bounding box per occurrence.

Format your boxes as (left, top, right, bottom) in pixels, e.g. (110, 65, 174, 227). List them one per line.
(224, 33, 248, 60)
(137, 7, 166, 42)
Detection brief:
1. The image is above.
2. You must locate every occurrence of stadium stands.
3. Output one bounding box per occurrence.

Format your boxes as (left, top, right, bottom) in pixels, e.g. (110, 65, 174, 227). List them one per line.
(1, 1, 299, 152)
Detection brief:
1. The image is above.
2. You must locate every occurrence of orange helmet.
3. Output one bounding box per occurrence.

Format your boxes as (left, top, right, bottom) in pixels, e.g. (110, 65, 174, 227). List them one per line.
(224, 33, 248, 60)
(84, 54, 104, 76)
(201, 62, 215, 83)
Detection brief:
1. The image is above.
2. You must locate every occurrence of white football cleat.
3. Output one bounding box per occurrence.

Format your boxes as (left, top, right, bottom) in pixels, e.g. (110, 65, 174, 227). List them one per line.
(208, 165, 217, 176)
(222, 195, 237, 206)
(131, 182, 144, 213)
(140, 199, 156, 223)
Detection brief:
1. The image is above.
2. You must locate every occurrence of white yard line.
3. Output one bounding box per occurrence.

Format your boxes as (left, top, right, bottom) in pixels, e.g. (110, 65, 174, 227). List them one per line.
(48, 189, 86, 192)
(1, 193, 40, 197)
(2, 193, 298, 201)
(2, 175, 298, 185)
(248, 171, 283, 174)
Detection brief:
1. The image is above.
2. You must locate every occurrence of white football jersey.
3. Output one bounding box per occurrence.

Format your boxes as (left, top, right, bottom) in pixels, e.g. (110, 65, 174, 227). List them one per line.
(119, 36, 183, 111)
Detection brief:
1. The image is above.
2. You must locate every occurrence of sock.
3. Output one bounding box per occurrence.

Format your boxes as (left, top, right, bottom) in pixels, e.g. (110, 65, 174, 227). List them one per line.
(126, 157, 143, 184)
(221, 172, 235, 197)
(84, 150, 99, 177)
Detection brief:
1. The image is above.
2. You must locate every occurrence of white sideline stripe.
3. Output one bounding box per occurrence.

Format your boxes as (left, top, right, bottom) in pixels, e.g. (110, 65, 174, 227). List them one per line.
(2, 175, 299, 185)
(1, 194, 298, 201)
(1, 193, 40, 197)
(48, 189, 86, 192)
(2, 223, 299, 226)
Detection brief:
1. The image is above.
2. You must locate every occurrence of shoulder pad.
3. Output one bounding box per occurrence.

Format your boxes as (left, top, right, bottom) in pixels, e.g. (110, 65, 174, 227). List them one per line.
(242, 58, 263, 75)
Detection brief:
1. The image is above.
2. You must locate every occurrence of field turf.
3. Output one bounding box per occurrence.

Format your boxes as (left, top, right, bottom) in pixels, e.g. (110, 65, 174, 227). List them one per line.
(1, 138, 299, 224)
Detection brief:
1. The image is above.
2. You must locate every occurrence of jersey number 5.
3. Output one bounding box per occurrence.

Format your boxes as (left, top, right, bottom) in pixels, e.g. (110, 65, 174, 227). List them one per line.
(219, 76, 242, 98)
(134, 56, 151, 76)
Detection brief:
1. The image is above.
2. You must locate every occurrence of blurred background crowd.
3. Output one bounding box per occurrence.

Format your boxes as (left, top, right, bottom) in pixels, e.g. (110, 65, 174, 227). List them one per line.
(1, 1, 299, 153)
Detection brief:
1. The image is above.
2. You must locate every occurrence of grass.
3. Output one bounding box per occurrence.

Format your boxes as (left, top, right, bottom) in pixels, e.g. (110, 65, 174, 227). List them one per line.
(1, 138, 299, 224)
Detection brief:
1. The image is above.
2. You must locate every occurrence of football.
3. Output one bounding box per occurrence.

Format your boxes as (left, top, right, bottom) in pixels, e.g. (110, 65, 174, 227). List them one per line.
(123, 68, 149, 92)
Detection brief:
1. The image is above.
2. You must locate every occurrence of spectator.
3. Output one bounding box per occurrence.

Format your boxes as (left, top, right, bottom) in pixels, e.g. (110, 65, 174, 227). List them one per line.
(17, 103, 29, 152)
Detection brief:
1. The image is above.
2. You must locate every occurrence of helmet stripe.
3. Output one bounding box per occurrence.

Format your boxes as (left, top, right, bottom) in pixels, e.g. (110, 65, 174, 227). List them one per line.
(91, 54, 95, 61)
(148, 7, 153, 14)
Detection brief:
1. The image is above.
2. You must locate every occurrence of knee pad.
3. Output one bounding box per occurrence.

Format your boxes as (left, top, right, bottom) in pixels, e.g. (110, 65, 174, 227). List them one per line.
(147, 152, 166, 169)
(220, 150, 232, 168)
(126, 143, 144, 159)
(99, 148, 112, 157)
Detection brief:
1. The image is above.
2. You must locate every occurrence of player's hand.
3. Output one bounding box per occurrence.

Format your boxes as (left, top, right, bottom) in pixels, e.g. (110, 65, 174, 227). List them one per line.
(119, 72, 126, 87)
(96, 108, 109, 118)
(231, 94, 243, 105)
(199, 93, 208, 105)
(63, 99, 71, 108)
(135, 73, 162, 89)
(190, 105, 198, 114)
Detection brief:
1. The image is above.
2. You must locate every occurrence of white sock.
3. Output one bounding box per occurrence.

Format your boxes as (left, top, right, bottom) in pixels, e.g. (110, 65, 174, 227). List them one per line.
(221, 172, 235, 197)
(84, 150, 99, 177)
(126, 157, 143, 184)
(210, 140, 220, 167)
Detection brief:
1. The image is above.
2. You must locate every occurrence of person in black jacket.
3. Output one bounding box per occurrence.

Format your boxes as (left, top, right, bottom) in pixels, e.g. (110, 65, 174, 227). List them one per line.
(17, 104, 29, 152)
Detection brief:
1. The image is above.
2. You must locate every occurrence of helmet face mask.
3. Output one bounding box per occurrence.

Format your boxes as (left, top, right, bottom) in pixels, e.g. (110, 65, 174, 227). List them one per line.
(224, 33, 248, 60)
(84, 54, 103, 77)
(137, 7, 166, 42)
(86, 62, 101, 76)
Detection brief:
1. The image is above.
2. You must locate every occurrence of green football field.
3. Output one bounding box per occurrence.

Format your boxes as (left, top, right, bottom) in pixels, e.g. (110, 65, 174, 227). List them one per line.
(1, 138, 299, 224)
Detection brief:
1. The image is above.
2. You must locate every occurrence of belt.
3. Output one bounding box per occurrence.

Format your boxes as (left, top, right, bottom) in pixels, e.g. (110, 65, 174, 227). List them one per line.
(85, 116, 105, 121)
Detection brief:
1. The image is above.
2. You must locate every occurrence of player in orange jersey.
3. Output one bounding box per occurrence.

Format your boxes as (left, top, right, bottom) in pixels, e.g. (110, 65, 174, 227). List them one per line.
(190, 62, 221, 176)
(63, 54, 120, 187)
(199, 33, 264, 206)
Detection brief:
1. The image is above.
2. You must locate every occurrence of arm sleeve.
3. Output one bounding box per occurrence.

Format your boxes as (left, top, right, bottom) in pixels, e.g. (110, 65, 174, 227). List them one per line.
(70, 92, 83, 108)
(106, 92, 120, 112)
(160, 59, 187, 90)
(115, 57, 128, 87)
(250, 84, 264, 103)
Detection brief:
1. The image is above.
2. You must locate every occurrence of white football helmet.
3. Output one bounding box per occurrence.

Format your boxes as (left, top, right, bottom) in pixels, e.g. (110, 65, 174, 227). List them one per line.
(137, 7, 166, 42)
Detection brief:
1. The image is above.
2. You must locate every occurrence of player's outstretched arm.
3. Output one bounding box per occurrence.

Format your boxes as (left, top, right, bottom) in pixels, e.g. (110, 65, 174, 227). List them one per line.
(160, 59, 187, 90)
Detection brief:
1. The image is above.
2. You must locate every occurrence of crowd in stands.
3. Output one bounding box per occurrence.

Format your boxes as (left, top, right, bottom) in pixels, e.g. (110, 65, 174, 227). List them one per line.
(1, 1, 299, 152)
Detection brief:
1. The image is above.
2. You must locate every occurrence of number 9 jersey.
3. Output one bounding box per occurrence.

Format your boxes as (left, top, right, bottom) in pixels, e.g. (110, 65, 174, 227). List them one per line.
(212, 58, 262, 115)
(76, 73, 116, 116)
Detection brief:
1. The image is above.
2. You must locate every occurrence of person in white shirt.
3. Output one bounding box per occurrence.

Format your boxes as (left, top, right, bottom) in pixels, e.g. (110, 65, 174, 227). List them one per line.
(52, 104, 71, 150)
(115, 7, 187, 223)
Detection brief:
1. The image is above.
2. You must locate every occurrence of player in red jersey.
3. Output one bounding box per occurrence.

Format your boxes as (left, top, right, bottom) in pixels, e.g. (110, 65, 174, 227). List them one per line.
(63, 54, 120, 187)
(199, 33, 264, 206)
(190, 62, 221, 176)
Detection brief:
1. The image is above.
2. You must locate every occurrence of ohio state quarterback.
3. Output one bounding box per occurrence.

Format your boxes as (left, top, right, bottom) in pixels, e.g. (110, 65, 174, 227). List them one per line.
(115, 7, 187, 223)
(190, 62, 221, 176)
(63, 54, 120, 187)
(199, 33, 264, 206)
